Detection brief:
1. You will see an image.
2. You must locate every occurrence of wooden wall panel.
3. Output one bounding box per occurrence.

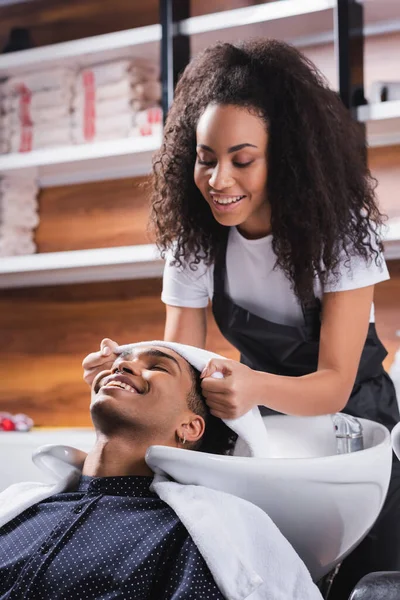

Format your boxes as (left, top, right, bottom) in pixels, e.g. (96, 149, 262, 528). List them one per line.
(36, 177, 152, 252)
(1, 262, 398, 427)
(0, 278, 236, 426)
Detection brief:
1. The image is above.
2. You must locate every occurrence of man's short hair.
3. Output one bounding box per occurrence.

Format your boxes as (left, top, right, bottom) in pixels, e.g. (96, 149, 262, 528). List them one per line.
(186, 365, 237, 455)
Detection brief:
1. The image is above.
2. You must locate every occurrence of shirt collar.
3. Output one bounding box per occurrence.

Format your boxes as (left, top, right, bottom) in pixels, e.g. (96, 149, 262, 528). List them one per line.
(77, 475, 157, 497)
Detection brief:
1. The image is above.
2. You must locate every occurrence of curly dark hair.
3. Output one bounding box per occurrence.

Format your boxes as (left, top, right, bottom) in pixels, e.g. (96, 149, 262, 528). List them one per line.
(150, 38, 385, 303)
(187, 364, 237, 455)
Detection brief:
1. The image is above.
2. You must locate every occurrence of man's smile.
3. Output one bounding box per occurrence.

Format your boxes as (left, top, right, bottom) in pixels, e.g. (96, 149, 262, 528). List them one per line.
(95, 373, 145, 395)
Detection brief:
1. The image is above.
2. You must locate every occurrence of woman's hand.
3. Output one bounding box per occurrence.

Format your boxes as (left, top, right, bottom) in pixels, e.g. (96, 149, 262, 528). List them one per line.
(82, 338, 120, 386)
(200, 358, 261, 419)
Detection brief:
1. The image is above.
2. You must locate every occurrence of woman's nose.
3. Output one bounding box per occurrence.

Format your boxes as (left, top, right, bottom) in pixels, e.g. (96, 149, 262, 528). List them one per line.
(209, 164, 234, 190)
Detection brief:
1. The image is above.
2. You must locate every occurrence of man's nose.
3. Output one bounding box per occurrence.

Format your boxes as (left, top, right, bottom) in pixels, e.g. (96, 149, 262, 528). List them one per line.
(112, 359, 142, 376)
(208, 163, 234, 190)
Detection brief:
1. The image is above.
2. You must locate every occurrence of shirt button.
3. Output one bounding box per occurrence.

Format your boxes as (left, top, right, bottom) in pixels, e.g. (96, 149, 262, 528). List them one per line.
(40, 544, 50, 554)
(74, 505, 83, 514)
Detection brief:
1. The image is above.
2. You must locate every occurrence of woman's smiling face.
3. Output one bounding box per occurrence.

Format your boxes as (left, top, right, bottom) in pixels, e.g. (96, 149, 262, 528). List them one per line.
(194, 103, 271, 239)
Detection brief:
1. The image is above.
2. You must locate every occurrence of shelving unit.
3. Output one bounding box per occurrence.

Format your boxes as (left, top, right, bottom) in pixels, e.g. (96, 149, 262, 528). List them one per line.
(357, 100, 400, 148)
(0, 0, 399, 290)
(0, 135, 161, 187)
(0, 245, 163, 289)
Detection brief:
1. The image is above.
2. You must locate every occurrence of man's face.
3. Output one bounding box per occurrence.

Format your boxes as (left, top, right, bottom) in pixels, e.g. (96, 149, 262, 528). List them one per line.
(91, 346, 202, 447)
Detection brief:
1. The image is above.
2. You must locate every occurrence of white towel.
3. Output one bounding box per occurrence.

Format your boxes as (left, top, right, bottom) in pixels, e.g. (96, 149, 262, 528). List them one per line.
(118, 341, 270, 458)
(77, 59, 159, 88)
(0, 459, 322, 600)
(5, 68, 75, 94)
(74, 79, 133, 104)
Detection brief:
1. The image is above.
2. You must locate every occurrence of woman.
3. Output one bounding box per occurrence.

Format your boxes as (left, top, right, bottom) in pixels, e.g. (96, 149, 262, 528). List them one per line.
(84, 40, 399, 597)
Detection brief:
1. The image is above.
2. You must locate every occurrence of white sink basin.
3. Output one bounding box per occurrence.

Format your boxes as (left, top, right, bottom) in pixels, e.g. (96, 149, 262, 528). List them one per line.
(0, 428, 95, 490)
(0, 416, 392, 582)
(146, 414, 392, 581)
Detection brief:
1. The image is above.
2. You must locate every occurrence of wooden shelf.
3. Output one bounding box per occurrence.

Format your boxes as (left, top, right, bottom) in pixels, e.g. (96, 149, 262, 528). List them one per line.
(0, 244, 164, 289)
(0, 218, 399, 289)
(357, 100, 400, 148)
(0, 135, 161, 186)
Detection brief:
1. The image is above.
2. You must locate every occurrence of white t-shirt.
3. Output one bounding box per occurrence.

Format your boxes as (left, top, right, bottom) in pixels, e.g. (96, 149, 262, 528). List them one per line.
(161, 227, 390, 326)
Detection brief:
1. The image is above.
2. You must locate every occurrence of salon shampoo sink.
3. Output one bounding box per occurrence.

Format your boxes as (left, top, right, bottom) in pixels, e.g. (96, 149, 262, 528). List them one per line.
(0, 417, 393, 582)
(146, 414, 393, 581)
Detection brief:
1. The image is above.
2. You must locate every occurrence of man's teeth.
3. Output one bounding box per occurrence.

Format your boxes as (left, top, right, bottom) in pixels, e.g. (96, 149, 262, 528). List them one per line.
(214, 195, 244, 205)
(103, 381, 137, 393)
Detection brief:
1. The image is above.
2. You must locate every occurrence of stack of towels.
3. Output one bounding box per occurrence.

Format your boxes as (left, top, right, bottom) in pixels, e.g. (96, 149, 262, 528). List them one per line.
(1, 67, 74, 153)
(72, 58, 162, 143)
(0, 175, 39, 257)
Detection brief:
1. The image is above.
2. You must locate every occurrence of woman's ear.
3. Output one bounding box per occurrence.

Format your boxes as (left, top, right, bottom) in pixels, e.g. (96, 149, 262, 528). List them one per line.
(177, 415, 206, 447)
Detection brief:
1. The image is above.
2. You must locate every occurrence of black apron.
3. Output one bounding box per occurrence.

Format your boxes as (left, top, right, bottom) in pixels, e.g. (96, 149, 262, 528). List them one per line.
(211, 232, 400, 595)
(211, 232, 399, 430)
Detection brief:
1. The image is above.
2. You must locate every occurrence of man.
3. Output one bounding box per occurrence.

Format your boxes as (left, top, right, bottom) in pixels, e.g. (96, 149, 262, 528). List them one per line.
(0, 343, 322, 600)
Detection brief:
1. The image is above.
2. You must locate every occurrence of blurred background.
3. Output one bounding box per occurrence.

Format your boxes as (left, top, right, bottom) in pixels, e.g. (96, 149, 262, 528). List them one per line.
(0, 0, 398, 428)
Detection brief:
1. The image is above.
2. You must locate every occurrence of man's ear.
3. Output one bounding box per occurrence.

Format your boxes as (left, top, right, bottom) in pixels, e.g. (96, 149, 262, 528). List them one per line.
(178, 415, 206, 446)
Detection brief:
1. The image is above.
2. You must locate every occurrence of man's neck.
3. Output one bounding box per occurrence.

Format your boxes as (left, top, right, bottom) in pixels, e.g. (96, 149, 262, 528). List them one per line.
(82, 434, 153, 478)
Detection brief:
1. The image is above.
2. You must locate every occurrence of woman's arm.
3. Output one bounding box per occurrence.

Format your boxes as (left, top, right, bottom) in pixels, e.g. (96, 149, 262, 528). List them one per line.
(164, 304, 208, 348)
(201, 286, 374, 418)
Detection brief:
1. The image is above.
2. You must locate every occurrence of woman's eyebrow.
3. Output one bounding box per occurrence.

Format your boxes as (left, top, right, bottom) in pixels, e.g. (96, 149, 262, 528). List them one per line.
(197, 143, 257, 153)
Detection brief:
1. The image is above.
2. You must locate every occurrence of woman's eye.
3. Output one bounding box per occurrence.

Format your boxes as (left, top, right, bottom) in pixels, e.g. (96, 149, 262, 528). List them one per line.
(196, 157, 215, 166)
(233, 161, 253, 168)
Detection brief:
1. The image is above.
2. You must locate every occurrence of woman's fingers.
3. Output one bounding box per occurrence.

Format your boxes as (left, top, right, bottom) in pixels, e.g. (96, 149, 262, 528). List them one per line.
(82, 338, 119, 386)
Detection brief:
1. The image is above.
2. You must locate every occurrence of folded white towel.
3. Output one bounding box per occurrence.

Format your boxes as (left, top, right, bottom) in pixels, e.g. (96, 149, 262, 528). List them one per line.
(72, 97, 134, 121)
(5, 68, 75, 94)
(131, 80, 162, 102)
(134, 107, 162, 127)
(74, 79, 133, 104)
(0, 179, 38, 195)
(0, 238, 36, 256)
(10, 126, 72, 152)
(8, 104, 71, 125)
(151, 475, 323, 600)
(0, 460, 322, 600)
(119, 341, 270, 457)
(72, 113, 135, 143)
(9, 87, 72, 111)
(77, 59, 159, 88)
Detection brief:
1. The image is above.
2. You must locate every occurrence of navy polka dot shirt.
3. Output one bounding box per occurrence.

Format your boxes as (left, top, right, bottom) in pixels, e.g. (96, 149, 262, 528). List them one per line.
(0, 475, 224, 599)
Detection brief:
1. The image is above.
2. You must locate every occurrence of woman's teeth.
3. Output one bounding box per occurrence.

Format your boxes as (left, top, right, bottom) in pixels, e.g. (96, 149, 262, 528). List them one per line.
(213, 195, 245, 205)
(103, 381, 137, 394)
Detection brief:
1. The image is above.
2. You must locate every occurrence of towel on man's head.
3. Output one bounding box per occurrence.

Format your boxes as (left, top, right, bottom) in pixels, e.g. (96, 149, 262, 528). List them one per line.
(117, 340, 270, 458)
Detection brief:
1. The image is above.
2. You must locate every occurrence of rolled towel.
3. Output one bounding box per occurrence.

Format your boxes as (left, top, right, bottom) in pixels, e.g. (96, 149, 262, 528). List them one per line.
(72, 97, 134, 123)
(0, 239, 36, 257)
(0, 209, 39, 229)
(72, 112, 135, 143)
(8, 103, 71, 125)
(0, 177, 38, 195)
(5, 86, 73, 112)
(77, 59, 159, 88)
(131, 80, 161, 102)
(134, 106, 163, 127)
(73, 78, 133, 105)
(4, 68, 75, 95)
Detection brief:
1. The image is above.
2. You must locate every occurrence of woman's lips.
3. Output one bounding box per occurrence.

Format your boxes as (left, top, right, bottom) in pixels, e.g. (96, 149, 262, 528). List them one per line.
(210, 194, 246, 212)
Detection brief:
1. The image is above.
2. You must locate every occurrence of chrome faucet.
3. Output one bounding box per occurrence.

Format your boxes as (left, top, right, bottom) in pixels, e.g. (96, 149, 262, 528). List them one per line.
(331, 414, 364, 454)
